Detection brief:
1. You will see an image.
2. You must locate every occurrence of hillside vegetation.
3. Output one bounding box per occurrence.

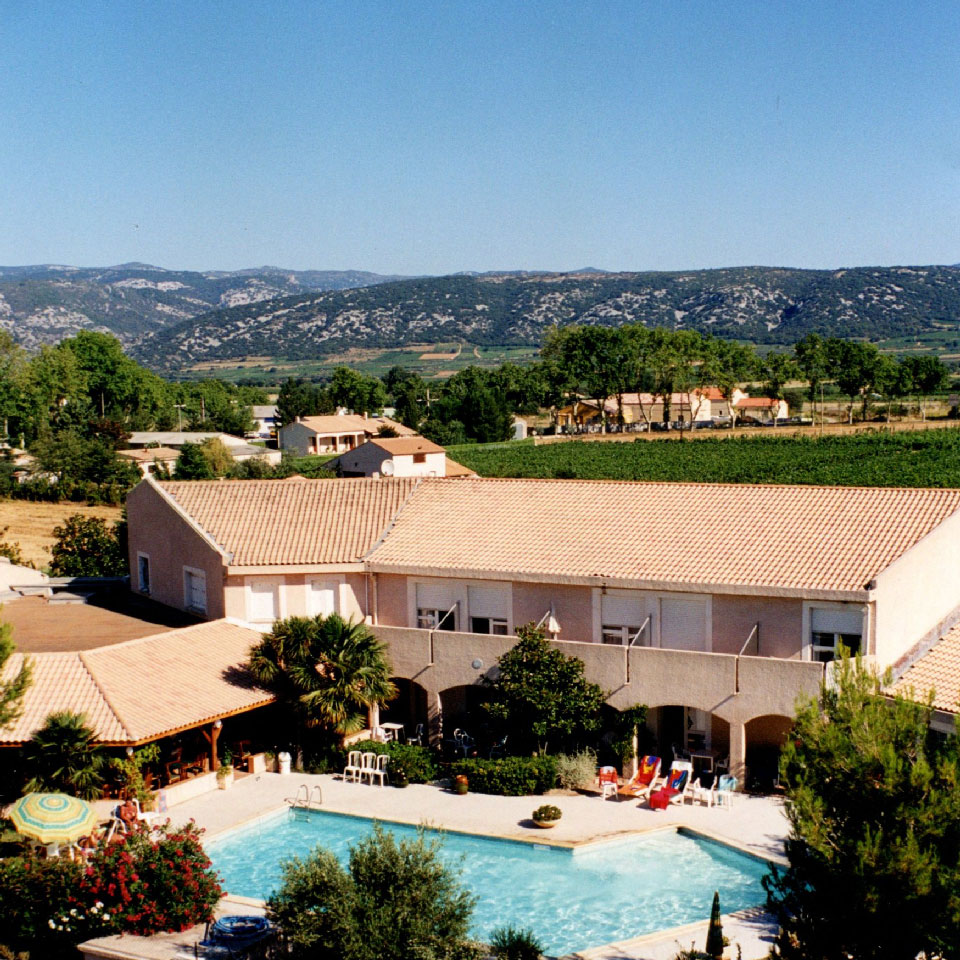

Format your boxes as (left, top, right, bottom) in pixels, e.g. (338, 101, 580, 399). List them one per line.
(448, 429, 960, 487)
(134, 265, 960, 372)
(0, 263, 405, 350)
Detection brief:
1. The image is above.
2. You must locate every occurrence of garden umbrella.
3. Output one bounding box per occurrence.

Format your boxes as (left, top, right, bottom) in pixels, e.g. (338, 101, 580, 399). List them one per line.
(9, 792, 98, 845)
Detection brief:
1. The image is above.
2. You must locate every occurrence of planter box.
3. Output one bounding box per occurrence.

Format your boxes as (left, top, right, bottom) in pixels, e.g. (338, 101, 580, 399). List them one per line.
(247, 752, 268, 774)
(160, 771, 218, 807)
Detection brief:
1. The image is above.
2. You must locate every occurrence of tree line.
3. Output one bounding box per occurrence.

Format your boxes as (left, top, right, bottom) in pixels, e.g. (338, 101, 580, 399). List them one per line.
(0, 330, 267, 503)
(276, 326, 954, 444)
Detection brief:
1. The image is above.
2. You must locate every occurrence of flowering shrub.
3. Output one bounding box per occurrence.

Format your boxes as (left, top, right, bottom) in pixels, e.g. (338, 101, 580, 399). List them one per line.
(0, 855, 83, 952)
(79, 821, 222, 934)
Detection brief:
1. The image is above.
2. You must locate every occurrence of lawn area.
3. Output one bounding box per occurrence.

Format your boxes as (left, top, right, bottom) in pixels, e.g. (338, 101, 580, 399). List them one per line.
(448, 428, 960, 487)
(0, 499, 124, 569)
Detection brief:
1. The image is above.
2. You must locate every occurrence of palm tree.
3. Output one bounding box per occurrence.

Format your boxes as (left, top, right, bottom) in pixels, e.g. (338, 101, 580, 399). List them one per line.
(22, 711, 105, 799)
(249, 614, 397, 737)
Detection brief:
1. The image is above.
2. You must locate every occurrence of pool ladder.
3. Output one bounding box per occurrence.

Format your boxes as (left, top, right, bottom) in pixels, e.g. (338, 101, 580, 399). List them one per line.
(292, 783, 323, 819)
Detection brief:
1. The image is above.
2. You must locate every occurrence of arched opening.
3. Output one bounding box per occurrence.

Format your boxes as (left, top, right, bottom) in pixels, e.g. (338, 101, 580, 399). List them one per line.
(745, 714, 793, 793)
(379, 678, 429, 742)
(438, 684, 489, 756)
(647, 705, 731, 785)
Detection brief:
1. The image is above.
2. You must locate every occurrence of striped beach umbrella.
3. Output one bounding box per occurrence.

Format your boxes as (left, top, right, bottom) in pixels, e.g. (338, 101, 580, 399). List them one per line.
(9, 792, 98, 844)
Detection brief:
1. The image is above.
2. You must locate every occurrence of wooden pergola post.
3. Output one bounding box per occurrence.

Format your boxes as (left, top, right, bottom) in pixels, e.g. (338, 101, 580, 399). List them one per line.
(201, 719, 222, 772)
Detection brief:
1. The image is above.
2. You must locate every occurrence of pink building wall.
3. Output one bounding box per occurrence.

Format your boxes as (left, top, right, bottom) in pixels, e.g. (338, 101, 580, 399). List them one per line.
(710, 594, 803, 659)
(126, 482, 226, 619)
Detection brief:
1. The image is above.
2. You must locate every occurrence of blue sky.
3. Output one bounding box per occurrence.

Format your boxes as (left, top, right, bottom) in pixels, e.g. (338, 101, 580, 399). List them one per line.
(1, 1, 958, 274)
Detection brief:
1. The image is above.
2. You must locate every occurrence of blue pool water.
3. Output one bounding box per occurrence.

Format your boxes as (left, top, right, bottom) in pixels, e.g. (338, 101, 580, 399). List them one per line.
(208, 810, 768, 956)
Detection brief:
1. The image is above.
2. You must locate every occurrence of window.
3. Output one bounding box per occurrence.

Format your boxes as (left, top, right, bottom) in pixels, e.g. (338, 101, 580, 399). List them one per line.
(247, 578, 281, 623)
(471, 616, 508, 635)
(308, 579, 337, 617)
(413, 453, 426, 464)
(601, 624, 644, 646)
(809, 607, 862, 662)
(137, 554, 150, 595)
(183, 567, 207, 614)
(417, 607, 456, 631)
(811, 631, 861, 662)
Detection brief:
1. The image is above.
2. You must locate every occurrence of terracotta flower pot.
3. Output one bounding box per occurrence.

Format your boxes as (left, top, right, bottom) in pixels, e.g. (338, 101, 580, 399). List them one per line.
(454, 774, 468, 795)
(532, 818, 558, 828)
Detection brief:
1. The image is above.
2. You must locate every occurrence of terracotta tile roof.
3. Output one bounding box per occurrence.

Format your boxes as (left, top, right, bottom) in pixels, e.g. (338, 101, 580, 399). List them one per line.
(734, 397, 780, 408)
(369, 437, 445, 456)
(0, 620, 271, 745)
(444, 457, 476, 478)
(890, 622, 960, 714)
(158, 477, 419, 566)
(366, 479, 960, 593)
(1, 652, 128, 744)
(118, 447, 180, 463)
(294, 415, 417, 437)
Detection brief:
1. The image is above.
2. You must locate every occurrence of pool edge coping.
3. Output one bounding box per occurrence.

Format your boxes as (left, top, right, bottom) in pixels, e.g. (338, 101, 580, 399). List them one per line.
(205, 797, 786, 868)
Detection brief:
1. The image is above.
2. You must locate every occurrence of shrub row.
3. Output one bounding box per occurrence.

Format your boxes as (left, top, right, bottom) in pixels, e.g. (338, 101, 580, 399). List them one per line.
(341, 740, 438, 784)
(450, 756, 558, 796)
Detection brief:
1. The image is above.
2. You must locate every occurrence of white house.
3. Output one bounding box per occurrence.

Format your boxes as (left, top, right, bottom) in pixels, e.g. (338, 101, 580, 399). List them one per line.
(327, 437, 475, 478)
(278, 414, 416, 456)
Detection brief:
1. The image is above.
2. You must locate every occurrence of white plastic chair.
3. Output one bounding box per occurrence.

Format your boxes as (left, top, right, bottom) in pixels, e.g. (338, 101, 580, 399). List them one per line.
(368, 753, 389, 787)
(343, 750, 363, 782)
(407, 723, 424, 746)
(715, 775, 738, 810)
(685, 775, 714, 807)
(359, 752, 378, 784)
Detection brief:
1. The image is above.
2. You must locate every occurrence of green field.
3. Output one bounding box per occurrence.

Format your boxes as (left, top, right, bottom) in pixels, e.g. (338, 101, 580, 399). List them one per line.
(448, 429, 960, 487)
(179, 343, 541, 386)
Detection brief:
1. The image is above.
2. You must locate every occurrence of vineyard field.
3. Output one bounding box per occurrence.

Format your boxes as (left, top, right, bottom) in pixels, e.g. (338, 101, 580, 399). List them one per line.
(447, 430, 960, 488)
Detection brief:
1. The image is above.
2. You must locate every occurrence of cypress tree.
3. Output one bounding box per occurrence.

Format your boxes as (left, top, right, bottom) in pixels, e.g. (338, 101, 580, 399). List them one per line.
(705, 890, 723, 959)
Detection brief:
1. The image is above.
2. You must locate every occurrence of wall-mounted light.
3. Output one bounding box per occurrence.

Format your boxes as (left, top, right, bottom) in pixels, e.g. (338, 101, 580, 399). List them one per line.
(125, 746, 134, 758)
(213, 719, 223, 729)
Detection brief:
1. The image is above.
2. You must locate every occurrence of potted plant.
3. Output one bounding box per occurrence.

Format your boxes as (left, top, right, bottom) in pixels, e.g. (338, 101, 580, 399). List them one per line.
(391, 755, 410, 788)
(531, 804, 562, 828)
(454, 774, 469, 795)
(217, 748, 234, 790)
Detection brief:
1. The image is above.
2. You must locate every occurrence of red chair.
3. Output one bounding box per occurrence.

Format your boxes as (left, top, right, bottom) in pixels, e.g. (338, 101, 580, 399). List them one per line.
(598, 765, 619, 800)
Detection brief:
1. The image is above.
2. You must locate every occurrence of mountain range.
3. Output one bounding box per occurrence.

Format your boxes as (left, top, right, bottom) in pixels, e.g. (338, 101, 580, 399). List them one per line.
(132, 265, 960, 372)
(0, 263, 406, 350)
(3, 262, 960, 372)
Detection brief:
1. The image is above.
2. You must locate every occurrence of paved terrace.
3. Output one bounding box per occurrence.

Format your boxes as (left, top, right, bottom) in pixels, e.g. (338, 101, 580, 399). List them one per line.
(80, 772, 786, 960)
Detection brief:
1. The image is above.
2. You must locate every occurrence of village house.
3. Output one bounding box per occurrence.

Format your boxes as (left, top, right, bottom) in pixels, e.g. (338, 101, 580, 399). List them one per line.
(556, 388, 786, 429)
(325, 437, 475, 478)
(278, 413, 415, 456)
(125, 475, 960, 781)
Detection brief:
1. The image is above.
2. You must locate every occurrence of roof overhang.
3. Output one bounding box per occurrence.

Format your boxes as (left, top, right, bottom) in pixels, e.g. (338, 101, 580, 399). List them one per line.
(225, 562, 367, 576)
(365, 562, 873, 602)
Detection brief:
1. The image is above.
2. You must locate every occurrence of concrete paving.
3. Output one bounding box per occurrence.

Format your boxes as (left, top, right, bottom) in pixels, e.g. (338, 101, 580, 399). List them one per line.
(149, 771, 787, 959)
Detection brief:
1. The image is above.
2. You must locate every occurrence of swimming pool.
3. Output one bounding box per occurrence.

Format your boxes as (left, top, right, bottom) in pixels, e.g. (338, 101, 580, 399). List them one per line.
(208, 809, 768, 956)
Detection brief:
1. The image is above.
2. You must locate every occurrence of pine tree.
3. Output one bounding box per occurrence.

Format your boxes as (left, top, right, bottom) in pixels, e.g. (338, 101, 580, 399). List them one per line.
(0, 621, 30, 732)
(705, 891, 723, 959)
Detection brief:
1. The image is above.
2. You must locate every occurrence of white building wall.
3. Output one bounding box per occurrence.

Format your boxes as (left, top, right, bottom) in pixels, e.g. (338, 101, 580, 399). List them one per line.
(872, 509, 960, 666)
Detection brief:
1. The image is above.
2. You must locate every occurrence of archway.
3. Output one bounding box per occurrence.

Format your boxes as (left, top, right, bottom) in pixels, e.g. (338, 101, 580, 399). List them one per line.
(745, 714, 793, 792)
(379, 678, 429, 742)
(648, 705, 731, 783)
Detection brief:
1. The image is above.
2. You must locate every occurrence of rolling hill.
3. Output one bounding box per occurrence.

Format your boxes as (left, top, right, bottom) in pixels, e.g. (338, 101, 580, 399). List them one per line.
(0, 263, 406, 349)
(131, 265, 960, 372)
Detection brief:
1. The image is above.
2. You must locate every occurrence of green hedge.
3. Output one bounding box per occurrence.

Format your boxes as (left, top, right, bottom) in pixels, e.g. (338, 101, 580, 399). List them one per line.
(450, 756, 558, 796)
(341, 741, 438, 784)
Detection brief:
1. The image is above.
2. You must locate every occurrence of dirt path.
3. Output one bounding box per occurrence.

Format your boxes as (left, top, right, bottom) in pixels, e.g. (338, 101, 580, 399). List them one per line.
(0, 500, 124, 569)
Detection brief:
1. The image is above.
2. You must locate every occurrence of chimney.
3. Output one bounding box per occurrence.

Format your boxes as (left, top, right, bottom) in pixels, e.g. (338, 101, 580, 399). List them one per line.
(295, 416, 301, 423)
(363, 411, 368, 420)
